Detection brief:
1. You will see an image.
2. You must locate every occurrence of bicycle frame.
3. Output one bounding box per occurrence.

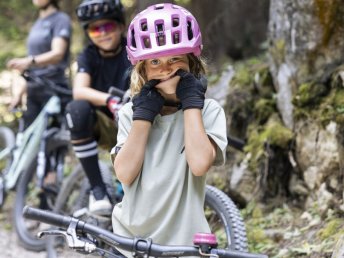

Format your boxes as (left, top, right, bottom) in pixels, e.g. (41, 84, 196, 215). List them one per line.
(0, 95, 61, 191)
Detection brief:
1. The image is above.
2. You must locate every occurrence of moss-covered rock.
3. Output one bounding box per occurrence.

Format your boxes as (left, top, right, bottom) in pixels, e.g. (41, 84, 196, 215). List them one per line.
(317, 219, 344, 240)
(244, 114, 293, 171)
(293, 82, 329, 107)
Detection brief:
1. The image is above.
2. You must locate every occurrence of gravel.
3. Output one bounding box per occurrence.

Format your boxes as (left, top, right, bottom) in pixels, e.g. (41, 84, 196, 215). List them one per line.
(0, 193, 86, 258)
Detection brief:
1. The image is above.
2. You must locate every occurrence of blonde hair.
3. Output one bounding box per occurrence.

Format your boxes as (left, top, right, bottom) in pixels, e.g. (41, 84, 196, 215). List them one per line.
(129, 54, 207, 96)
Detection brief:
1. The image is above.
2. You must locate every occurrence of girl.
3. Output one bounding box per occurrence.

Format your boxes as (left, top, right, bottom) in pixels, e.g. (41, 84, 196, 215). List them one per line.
(111, 3, 227, 255)
(65, 0, 131, 215)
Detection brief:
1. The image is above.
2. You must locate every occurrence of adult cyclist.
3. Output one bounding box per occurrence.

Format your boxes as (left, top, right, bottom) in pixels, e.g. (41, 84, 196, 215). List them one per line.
(6, 0, 72, 128)
(6, 0, 72, 189)
(65, 0, 131, 215)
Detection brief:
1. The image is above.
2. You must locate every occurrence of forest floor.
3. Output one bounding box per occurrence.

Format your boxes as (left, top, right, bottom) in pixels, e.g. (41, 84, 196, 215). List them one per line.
(242, 199, 344, 258)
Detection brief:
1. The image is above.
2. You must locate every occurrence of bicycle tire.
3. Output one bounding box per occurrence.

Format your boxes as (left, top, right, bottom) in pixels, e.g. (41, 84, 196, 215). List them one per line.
(205, 185, 248, 252)
(0, 126, 15, 207)
(46, 161, 117, 257)
(13, 146, 68, 251)
(53, 160, 117, 215)
(13, 158, 47, 251)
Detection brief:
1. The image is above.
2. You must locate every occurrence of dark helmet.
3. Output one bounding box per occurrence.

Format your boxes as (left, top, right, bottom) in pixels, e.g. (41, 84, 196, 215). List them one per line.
(76, 0, 125, 28)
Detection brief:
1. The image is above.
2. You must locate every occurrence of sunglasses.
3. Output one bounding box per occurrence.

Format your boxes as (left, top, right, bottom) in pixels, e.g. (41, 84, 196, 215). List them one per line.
(87, 22, 117, 38)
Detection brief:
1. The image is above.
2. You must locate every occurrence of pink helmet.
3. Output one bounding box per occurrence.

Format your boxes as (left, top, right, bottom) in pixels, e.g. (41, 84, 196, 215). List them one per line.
(126, 3, 202, 65)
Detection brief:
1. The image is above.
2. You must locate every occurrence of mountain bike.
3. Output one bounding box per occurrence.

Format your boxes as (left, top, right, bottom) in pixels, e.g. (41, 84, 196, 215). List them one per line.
(44, 88, 249, 257)
(23, 206, 268, 258)
(49, 172, 248, 254)
(0, 71, 85, 251)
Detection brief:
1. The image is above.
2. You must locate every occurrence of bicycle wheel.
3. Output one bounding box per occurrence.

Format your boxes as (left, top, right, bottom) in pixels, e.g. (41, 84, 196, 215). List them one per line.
(13, 147, 67, 251)
(0, 126, 15, 207)
(13, 158, 48, 251)
(46, 161, 117, 258)
(53, 160, 118, 215)
(205, 185, 248, 252)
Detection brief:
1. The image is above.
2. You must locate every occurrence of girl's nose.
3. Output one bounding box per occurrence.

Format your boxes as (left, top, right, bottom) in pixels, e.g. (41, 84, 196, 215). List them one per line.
(160, 63, 173, 73)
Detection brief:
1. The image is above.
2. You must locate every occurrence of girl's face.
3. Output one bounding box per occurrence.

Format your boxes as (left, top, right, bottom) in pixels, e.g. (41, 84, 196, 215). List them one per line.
(145, 55, 189, 96)
(87, 19, 124, 51)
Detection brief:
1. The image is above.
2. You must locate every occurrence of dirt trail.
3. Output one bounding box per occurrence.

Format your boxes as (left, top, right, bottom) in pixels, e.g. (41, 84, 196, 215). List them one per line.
(0, 193, 87, 258)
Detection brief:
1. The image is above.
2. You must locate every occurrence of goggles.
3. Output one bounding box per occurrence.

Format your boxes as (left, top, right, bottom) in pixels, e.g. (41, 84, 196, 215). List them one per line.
(87, 21, 117, 38)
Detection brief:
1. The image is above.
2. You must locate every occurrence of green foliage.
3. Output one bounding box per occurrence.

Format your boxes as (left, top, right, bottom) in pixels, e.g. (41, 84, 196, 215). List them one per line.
(293, 67, 344, 128)
(254, 98, 277, 125)
(0, 1, 35, 41)
(269, 39, 285, 65)
(293, 82, 329, 107)
(0, 2, 35, 69)
(317, 219, 344, 240)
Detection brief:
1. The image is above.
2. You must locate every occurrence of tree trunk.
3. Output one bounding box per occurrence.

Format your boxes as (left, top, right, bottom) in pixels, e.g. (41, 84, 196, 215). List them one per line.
(191, 0, 269, 70)
(268, 0, 344, 211)
(268, 0, 344, 129)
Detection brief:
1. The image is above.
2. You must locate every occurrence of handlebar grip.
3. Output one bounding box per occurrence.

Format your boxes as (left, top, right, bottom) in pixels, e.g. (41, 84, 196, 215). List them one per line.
(23, 206, 73, 229)
(108, 87, 125, 99)
(227, 135, 245, 151)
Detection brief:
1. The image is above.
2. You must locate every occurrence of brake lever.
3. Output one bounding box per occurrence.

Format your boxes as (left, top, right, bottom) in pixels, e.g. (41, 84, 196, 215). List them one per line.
(37, 219, 97, 253)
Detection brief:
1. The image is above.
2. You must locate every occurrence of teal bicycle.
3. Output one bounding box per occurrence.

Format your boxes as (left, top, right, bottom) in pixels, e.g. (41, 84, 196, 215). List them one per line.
(0, 71, 81, 251)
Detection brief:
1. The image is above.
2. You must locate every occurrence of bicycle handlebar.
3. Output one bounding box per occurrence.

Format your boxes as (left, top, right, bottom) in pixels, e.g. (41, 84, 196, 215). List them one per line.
(227, 135, 245, 151)
(108, 86, 131, 104)
(23, 206, 268, 258)
(22, 70, 72, 97)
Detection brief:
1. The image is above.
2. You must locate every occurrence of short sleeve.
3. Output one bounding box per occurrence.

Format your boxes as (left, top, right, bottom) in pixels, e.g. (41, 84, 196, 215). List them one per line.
(52, 13, 71, 40)
(76, 50, 91, 74)
(110, 102, 133, 162)
(202, 99, 228, 166)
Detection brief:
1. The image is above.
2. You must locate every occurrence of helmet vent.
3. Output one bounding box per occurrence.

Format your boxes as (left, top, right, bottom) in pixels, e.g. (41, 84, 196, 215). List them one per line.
(103, 3, 109, 12)
(156, 23, 164, 33)
(140, 20, 148, 31)
(187, 20, 193, 40)
(143, 37, 151, 48)
(173, 32, 180, 44)
(157, 35, 166, 46)
(172, 17, 179, 27)
(154, 4, 164, 10)
(130, 29, 136, 48)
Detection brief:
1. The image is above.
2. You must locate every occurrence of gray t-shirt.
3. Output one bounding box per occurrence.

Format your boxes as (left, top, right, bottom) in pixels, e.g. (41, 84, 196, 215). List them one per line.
(111, 99, 227, 256)
(27, 11, 71, 84)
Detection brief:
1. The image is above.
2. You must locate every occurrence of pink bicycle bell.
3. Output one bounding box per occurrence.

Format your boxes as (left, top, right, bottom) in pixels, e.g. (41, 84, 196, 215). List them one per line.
(193, 232, 218, 253)
(126, 3, 203, 65)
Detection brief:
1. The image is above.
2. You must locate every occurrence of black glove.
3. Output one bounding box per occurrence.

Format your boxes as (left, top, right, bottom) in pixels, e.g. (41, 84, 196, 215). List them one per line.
(175, 69, 206, 110)
(132, 79, 164, 123)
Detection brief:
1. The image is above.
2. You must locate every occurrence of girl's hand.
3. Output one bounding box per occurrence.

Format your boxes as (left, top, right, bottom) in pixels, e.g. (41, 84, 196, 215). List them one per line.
(175, 69, 206, 110)
(132, 79, 165, 123)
